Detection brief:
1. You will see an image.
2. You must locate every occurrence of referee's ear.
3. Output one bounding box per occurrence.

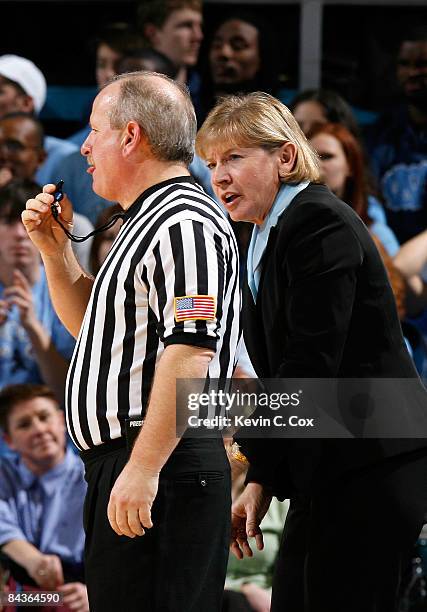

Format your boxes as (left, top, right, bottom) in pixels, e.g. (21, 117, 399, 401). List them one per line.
(121, 121, 145, 158)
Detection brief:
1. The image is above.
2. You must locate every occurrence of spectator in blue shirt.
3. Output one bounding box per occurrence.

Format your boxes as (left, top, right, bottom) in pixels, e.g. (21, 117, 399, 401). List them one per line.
(367, 24, 427, 244)
(0, 383, 88, 611)
(0, 180, 75, 401)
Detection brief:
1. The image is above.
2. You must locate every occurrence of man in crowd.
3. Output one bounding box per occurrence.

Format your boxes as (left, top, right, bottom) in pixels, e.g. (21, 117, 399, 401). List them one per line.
(368, 24, 427, 244)
(22, 71, 240, 611)
(0, 179, 74, 401)
(0, 54, 77, 186)
(0, 383, 88, 611)
(0, 112, 93, 269)
(0, 112, 45, 188)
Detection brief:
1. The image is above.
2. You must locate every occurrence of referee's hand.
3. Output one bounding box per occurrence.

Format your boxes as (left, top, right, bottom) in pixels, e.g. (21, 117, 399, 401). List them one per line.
(22, 184, 73, 257)
(107, 460, 159, 537)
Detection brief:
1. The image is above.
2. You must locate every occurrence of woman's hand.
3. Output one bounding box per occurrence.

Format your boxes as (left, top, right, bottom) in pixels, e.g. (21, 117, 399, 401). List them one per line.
(57, 582, 89, 612)
(230, 482, 272, 559)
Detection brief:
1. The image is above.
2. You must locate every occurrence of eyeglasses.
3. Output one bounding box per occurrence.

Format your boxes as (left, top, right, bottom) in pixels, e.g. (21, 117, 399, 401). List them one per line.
(0, 139, 41, 154)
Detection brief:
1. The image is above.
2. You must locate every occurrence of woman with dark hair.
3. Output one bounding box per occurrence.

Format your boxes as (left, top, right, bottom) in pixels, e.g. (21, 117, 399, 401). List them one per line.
(116, 48, 178, 79)
(63, 24, 145, 225)
(291, 88, 360, 138)
(93, 22, 146, 92)
(69, 22, 145, 147)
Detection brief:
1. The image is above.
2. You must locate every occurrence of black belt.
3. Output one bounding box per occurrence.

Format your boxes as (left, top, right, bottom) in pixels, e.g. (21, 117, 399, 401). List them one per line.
(79, 436, 126, 465)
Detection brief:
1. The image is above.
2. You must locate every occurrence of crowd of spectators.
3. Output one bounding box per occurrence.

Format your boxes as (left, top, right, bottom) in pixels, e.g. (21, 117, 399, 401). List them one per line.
(0, 0, 426, 609)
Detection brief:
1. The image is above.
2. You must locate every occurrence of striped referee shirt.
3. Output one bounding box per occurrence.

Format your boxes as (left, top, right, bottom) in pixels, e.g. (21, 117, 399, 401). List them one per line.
(65, 176, 240, 450)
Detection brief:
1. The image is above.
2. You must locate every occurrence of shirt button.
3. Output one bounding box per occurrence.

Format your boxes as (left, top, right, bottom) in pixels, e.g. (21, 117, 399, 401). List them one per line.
(200, 479, 207, 487)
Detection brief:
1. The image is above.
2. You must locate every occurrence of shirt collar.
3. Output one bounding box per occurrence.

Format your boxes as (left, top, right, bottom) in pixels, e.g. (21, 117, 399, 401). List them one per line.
(247, 181, 309, 300)
(266, 181, 308, 227)
(16, 447, 73, 496)
(123, 175, 197, 222)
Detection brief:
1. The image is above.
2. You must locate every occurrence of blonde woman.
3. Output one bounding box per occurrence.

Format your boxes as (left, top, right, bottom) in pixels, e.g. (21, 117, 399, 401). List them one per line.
(197, 92, 427, 612)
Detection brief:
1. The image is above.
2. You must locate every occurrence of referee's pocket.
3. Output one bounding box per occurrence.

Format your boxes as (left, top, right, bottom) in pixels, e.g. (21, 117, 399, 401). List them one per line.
(173, 471, 225, 488)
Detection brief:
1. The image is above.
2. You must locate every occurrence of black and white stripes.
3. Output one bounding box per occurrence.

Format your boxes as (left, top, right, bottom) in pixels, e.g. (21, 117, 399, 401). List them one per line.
(65, 177, 240, 450)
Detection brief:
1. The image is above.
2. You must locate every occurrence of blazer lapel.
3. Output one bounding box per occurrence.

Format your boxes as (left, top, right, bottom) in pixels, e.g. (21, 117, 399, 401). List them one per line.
(242, 226, 281, 378)
(242, 281, 268, 377)
(256, 226, 279, 299)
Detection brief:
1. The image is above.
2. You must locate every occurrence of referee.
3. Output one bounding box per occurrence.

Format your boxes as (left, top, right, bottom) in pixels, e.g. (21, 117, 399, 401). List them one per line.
(22, 72, 240, 611)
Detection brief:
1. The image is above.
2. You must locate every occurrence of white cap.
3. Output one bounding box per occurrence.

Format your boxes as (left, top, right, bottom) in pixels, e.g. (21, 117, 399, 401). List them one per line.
(0, 54, 47, 114)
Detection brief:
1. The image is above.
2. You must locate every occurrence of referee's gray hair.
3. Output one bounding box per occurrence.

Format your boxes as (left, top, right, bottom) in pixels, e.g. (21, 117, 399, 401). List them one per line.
(196, 92, 321, 183)
(106, 71, 196, 166)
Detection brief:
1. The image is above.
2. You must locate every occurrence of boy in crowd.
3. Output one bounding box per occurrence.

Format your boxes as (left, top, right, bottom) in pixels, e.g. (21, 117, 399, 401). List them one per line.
(137, 0, 203, 112)
(0, 383, 88, 611)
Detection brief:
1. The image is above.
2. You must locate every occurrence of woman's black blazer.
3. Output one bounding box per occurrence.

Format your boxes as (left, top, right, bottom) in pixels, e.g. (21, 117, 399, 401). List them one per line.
(235, 183, 427, 498)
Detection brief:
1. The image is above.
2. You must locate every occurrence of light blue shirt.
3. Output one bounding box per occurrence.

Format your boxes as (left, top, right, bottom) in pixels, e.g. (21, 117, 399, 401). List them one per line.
(67, 125, 91, 148)
(367, 194, 387, 225)
(0, 448, 86, 564)
(0, 265, 75, 388)
(367, 195, 400, 257)
(36, 136, 78, 186)
(247, 181, 309, 300)
(370, 221, 400, 258)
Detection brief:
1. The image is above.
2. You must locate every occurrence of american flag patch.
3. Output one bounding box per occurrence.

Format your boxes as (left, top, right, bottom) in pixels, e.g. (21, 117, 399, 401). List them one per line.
(174, 295, 216, 322)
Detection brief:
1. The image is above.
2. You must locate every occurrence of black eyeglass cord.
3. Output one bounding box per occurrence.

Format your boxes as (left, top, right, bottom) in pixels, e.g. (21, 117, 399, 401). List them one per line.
(50, 180, 126, 243)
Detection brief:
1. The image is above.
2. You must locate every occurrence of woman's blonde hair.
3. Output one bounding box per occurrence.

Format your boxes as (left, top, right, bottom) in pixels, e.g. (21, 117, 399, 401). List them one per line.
(196, 92, 321, 183)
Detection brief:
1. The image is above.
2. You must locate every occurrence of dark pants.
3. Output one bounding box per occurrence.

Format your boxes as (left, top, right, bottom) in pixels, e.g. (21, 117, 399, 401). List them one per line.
(81, 437, 231, 612)
(271, 449, 427, 612)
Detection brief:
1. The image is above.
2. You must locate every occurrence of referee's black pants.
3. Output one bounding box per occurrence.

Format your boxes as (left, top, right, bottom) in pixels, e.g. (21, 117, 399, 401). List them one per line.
(81, 437, 231, 612)
(271, 448, 427, 612)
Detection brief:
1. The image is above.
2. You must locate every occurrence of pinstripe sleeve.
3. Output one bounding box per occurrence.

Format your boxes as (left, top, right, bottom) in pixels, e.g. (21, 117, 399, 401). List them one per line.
(144, 218, 229, 351)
